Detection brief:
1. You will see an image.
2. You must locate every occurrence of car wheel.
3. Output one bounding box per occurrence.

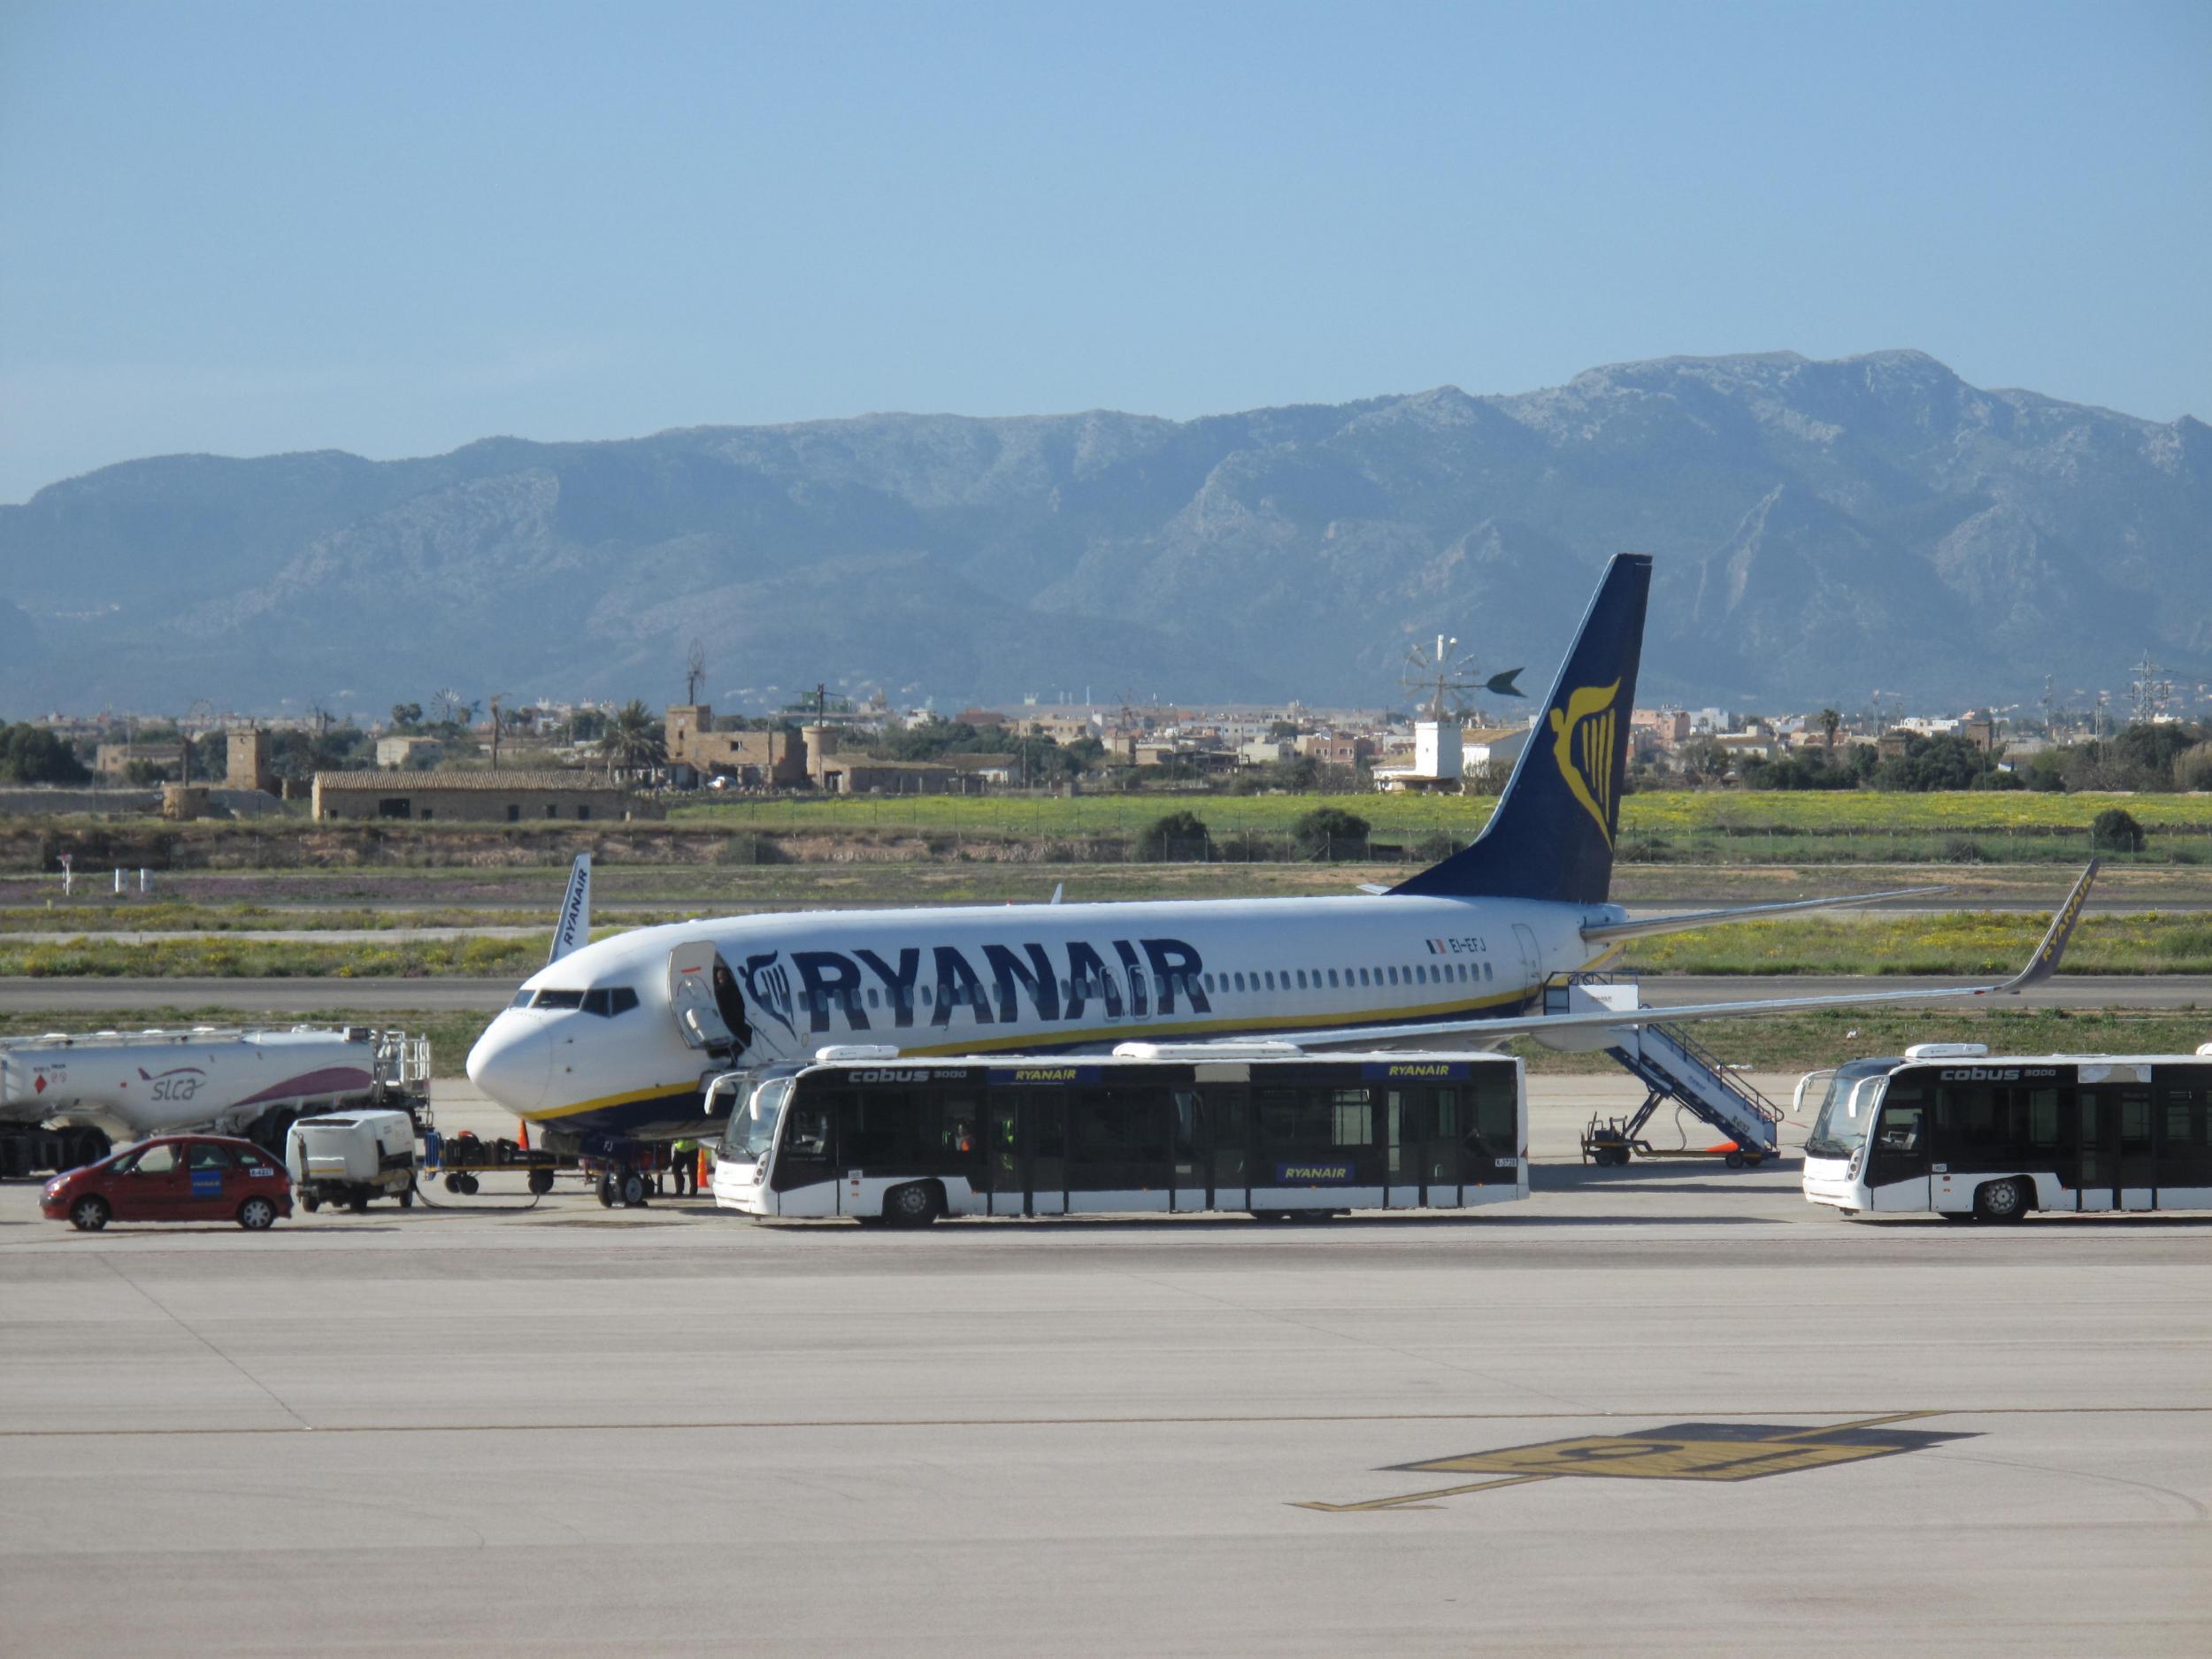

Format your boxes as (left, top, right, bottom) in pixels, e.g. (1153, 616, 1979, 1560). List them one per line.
(882, 1181, 941, 1227)
(70, 1194, 111, 1232)
(237, 1196, 278, 1231)
(1974, 1178, 2029, 1224)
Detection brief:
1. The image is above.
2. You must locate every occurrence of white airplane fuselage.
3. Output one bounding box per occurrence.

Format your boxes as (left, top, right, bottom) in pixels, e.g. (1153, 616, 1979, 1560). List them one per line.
(467, 892, 1622, 1152)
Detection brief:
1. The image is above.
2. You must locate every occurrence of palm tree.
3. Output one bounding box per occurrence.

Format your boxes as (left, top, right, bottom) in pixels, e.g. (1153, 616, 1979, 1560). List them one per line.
(1818, 708, 1842, 756)
(598, 700, 666, 781)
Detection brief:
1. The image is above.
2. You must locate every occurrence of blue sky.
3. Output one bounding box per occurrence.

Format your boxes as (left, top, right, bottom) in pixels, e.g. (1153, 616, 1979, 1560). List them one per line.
(2, 0, 2206, 503)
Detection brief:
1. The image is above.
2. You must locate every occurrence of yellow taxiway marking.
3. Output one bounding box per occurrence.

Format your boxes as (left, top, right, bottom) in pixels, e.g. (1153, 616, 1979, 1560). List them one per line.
(1296, 1412, 1957, 1513)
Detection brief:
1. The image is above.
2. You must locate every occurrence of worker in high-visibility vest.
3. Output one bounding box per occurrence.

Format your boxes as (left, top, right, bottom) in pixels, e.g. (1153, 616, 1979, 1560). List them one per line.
(671, 1139, 696, 1197)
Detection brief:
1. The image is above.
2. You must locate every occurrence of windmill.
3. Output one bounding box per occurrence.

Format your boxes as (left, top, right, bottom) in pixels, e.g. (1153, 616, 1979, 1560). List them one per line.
(1400, 634, 1525, 723)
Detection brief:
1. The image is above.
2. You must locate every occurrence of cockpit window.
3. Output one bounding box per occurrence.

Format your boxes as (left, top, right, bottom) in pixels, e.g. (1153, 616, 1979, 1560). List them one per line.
(509, 989, 534, 1009)
(530, 986, 640, 1016)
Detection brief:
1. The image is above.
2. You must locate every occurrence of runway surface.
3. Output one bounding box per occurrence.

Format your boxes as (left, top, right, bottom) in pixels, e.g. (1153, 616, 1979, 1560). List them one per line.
(3, 972, 2205, 1014)
(2, 1080, 2207, 1656)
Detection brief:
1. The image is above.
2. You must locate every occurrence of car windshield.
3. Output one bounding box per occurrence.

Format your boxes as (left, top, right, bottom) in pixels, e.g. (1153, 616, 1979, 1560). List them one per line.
(725, 1079, 790, 1160)
(1805, 1069, 1892, 1159)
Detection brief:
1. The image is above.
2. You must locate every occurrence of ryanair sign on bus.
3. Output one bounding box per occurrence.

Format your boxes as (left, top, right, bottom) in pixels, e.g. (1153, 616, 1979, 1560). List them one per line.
(1362, 1061, 1472, 1080)
(1277, 1162, 1356, 1184)
(987, 1065, 1102, 1086)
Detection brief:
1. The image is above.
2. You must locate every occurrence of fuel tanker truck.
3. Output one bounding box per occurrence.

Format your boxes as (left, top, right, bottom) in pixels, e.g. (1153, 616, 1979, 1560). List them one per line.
(0, 1025, 430, 1179)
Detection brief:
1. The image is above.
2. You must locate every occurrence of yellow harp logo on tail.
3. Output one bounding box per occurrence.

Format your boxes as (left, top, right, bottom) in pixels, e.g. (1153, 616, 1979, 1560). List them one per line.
(1548, 680, 1621, 845)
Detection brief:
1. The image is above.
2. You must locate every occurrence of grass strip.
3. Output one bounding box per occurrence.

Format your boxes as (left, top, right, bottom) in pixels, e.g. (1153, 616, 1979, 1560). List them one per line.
(5, 911, 2208, 978)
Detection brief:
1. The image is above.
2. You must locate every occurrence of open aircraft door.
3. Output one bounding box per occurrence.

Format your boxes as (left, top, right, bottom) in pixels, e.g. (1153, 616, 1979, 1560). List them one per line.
(668, 941, 737, 1051)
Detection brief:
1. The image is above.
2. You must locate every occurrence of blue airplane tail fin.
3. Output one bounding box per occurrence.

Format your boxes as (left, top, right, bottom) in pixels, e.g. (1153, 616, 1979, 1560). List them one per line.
(1390, 553, 1651, 904)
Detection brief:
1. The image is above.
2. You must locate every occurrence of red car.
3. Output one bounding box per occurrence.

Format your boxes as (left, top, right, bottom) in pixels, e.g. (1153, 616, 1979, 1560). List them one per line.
(42, 1134, 292, 1232)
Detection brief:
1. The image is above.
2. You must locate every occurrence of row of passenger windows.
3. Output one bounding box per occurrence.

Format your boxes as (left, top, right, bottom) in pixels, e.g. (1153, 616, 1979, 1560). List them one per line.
(817, 958, 1498, 1012)
(512, 987, 641, 1017)
(1204, 960, 1494, 995)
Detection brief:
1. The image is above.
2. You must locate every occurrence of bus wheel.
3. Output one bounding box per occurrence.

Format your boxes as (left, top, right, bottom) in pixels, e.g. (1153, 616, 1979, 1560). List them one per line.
(1973, 1179, 2029, 1224)
(882, 1182, 941, 1227)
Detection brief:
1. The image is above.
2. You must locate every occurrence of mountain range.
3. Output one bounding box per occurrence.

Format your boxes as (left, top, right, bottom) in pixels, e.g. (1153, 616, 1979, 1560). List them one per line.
(2, 349, 2204, 718)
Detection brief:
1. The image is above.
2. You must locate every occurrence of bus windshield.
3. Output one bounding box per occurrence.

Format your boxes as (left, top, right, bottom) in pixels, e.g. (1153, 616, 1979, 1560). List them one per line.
(726, 1079, 790, 1160)
(1804, 1068, 1890, 1159)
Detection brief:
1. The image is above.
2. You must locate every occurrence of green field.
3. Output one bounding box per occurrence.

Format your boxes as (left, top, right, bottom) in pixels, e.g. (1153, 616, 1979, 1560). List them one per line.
(5, 910, 2207, 979)
(664, 788, 2212, 864)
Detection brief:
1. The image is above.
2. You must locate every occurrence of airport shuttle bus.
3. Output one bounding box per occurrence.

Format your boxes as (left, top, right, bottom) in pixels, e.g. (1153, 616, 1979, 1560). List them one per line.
(1802, 1049, 2212, 1221)
(712, 1045, 1528, 1225)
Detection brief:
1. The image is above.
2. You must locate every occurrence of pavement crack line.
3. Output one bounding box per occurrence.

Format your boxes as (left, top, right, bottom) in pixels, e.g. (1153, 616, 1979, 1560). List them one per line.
(4, 1406, 2207, 1440)
(93, 1255, 312, 1431)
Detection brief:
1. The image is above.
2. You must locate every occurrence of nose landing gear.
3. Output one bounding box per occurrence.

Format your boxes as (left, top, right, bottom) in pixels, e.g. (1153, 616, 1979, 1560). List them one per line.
(594, 1164, 651, 1208)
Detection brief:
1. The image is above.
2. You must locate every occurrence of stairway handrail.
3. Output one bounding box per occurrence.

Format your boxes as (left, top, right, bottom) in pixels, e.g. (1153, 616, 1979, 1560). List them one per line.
(1644, 1021, 1786, 1124)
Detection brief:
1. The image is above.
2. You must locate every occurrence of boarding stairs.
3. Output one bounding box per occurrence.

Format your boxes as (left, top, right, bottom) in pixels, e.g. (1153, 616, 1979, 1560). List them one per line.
(1544, 975, 1786, 1165)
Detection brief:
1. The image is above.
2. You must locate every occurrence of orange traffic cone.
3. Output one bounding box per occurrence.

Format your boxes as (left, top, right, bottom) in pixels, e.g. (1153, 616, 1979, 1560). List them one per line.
(696, 1146, 710, 1188)
(517, 1119, 530, 1150)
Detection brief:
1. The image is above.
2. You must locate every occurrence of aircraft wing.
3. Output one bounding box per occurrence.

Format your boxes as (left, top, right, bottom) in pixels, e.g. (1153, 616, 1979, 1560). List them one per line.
(1271, 861, 2098, 1051)
(1579, 883, 1951, 944)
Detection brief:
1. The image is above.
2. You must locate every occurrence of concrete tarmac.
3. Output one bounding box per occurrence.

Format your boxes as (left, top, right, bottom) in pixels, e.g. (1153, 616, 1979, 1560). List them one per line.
(3, 972, 2206, 1015)
(2, 1080, 2207, 1656)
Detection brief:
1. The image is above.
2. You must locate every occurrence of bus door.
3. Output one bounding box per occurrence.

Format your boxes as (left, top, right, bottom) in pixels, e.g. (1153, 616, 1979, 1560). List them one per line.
(1420, 1086, 1464, 1208)
(2075, 1082, 2155, 1211)
(1170, 1087, 1208, 1212)
(987, 1092, 1025, 1217)
(2070, 1084, 2159, 1212)
(1065, 1085, 1171, 1213)
(1026, 1089, 1068, 1217)
(1384, 1087, 1422, 1209)
(1863, 1087, 1932, 1211)
(2117, 1086, 2157, 1210)
(1198, 1070, 1248, 1212)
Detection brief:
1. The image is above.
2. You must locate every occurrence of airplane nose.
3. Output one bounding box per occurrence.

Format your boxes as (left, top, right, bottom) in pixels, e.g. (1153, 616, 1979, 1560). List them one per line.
(465, 1015, 551, 1112)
